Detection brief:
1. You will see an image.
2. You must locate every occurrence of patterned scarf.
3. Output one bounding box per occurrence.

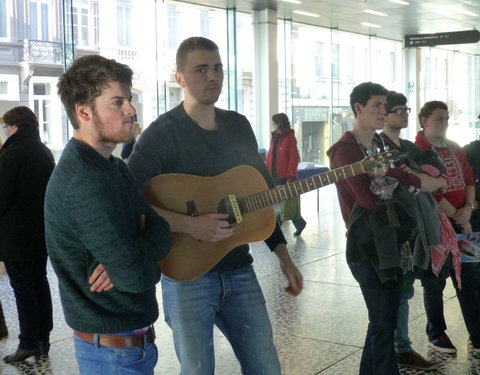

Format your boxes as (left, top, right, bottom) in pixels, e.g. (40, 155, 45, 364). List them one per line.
(420, 164, 462, 288)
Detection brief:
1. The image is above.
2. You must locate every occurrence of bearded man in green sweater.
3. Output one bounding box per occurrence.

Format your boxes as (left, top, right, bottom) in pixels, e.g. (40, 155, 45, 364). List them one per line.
(45, 55, 171, 374)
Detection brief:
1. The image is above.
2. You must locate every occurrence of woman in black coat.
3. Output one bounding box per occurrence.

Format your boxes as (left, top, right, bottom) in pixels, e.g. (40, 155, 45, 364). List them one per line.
(0, 106, 55, 362)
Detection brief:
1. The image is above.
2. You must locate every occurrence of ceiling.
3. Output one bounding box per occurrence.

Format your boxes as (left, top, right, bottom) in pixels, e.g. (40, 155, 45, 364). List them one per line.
(180, 0, 480, 55)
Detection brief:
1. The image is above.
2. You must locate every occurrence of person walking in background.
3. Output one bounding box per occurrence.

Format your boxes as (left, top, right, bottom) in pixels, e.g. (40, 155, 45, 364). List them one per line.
(0, 106, 55, 363)
(265, 113, 307, 236)
(45, 55, 171, 374)
(415, 100, 477, 354)
(128, 36, 303, 374)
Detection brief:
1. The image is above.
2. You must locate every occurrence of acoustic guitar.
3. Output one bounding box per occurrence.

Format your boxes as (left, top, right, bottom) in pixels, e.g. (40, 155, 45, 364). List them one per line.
(144, 150, 401, 281)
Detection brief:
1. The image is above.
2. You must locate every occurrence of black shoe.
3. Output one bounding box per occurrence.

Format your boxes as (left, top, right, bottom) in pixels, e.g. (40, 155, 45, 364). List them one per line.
(293, 221, 306, 236)
(397, 349, 439, 370)
(39, 341, 50, 356)
(3, 348, 40, 363)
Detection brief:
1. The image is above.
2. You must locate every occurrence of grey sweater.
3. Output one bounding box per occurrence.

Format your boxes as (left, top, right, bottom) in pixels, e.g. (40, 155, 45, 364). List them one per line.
(45, 138, 171, 333)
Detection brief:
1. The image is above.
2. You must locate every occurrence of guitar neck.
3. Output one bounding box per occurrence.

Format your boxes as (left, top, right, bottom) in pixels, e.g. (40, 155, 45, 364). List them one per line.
(240, 162, 365, 214)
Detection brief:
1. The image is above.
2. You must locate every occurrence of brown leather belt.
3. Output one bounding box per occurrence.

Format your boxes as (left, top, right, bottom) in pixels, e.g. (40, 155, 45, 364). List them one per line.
(74, 327, 155, 348)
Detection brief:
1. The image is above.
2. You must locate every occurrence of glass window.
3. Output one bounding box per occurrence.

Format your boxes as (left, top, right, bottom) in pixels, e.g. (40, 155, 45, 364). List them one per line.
(117, 0, 132, 46)
(0, 0, 7, 38)
(234, 12, 254, 119)
(29, 0, 50, 41)
(163, 2, 228, 111)
(1, 0, 479, 160)
(419, 48, 479, 145)
(93, 1, 99, 45)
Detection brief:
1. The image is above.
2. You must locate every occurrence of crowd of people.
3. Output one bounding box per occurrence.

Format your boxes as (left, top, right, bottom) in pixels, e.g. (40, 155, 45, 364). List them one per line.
(327, 82, 480, 374)
(0, 36, 479, 375)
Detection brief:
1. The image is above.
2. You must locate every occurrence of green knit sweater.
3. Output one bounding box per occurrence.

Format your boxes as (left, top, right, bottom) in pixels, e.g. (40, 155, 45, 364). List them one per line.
(45, 138, 171, 333)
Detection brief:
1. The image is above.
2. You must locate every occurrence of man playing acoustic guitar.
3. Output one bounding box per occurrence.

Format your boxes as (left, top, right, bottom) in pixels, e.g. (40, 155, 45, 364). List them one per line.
(128, 36, 303, 374)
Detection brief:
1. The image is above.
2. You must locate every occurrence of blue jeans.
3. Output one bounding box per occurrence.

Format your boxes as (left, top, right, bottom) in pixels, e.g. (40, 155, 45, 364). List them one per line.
(162, 266, 280, 375)
(74, 335, 158, 375)
(394, 271, 415, 354)
(349, 261, 401, 375)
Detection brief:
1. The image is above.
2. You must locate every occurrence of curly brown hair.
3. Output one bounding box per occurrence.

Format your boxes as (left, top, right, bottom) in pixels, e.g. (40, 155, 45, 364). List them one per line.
(57, 55, 133, 130)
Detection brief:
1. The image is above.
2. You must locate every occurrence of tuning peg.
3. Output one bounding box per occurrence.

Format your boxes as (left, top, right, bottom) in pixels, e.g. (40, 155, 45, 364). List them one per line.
(384, 145, 390, 152)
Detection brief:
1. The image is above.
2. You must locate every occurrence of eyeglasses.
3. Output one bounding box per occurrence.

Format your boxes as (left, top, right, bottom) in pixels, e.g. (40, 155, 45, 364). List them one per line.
(2, 125, 9, 131)
(386, 107, 411, 116)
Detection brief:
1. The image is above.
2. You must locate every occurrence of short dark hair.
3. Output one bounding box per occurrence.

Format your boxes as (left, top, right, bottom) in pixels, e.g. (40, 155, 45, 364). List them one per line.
(57, 54, 133, 129)
(418, 101, 448, 128)
(2, 106, 38, 130)
(176, 37, 219, 72)
(271, 113, 291, 132)
(350, 82, 388, 117)
(385, 91, 407, 112)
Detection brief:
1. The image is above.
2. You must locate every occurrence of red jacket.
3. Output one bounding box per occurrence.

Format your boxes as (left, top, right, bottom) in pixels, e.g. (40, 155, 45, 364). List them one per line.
(415, 131, 475, 209)
(265, 130, 299, 181)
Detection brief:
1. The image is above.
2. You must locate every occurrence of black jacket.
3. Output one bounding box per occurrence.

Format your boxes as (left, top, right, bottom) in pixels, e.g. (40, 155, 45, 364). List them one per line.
(0, 127, 55, 261)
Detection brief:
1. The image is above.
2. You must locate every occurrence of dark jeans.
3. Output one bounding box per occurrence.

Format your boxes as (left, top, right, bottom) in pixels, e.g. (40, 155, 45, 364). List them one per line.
(455, 262, 480, 347)
(421, 263, 480, 346)
(421, 274, 447, 341)
(349, 261, 401, 375)
(4, 257, 53, 349)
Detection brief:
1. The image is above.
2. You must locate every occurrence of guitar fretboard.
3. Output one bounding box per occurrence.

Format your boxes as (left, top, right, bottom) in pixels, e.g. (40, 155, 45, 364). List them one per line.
(239, 161, 366, 214)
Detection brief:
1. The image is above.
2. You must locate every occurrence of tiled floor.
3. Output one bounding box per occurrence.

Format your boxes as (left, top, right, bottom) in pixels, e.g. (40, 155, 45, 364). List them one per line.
(1, 185, 480, 374)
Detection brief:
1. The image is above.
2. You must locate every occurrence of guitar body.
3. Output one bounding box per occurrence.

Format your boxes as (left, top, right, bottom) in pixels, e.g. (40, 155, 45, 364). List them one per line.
(144, 165, 276, 281)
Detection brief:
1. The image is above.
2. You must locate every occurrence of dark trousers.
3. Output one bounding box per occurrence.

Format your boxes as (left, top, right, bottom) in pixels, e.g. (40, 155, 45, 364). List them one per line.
(455, 262, 480, 347)
(421, 274, 447, 340)
(349, 261, 401, 375)
(4, 257, 53, 349)
(421, 263, 480, 345)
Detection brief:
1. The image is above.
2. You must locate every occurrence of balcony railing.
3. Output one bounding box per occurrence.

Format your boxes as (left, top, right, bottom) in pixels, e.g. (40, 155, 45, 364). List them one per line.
(21, 40, 64, 64)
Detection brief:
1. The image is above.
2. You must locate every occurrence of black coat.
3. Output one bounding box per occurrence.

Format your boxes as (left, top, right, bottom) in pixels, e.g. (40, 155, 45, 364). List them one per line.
(464, 140, 480, 232)
(0, 127, 55, 261)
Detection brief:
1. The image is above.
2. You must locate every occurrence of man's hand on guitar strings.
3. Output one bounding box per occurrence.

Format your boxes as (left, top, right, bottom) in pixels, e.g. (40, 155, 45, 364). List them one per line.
(188, 213, 235, 242)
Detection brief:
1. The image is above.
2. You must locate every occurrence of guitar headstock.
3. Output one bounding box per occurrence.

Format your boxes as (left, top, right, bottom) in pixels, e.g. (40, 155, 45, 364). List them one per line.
(361, 150, 403, 172)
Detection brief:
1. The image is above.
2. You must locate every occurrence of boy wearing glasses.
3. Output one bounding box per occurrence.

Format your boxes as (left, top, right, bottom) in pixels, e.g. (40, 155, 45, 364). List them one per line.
(380, 91, 445, 370)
